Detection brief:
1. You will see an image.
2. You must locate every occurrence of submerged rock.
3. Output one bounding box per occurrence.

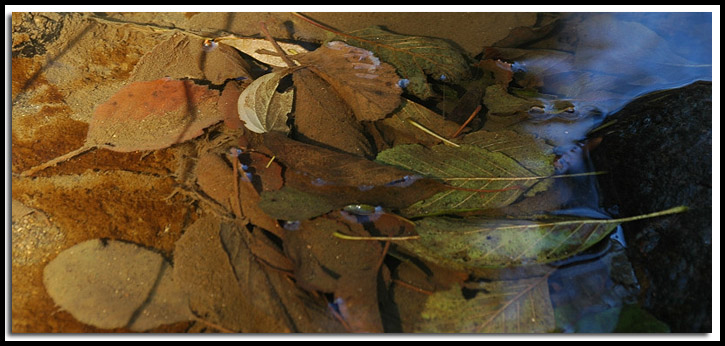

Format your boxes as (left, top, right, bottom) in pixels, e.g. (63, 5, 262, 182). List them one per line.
(589, 81, 712, 332)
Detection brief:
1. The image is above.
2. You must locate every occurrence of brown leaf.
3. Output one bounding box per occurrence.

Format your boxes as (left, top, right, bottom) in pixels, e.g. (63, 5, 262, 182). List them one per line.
(257, 132, 447, 211)
(292, 68, 374, 158)
(375, 98, 463, 146)
(173, 215, 291, 332)
(218, 81, 246, 130)
(293, 41, 402, 121)
(220, 220, 346, 333)
(130, 33, 253, 85)
(21, 78, 223, 176)
(262, 131, 412, 188)
(283, 215, 385, 332)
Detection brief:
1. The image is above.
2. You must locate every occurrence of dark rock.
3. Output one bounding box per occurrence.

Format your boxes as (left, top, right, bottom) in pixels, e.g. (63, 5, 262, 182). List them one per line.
(589, 81, 712, 332)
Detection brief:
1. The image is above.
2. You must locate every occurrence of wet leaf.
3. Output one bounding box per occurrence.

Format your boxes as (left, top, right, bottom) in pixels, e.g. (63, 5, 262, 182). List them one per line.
(174, 215, 291, 332)
(258, 185, 337, 221)
(417, 276, 554, 333)
(21, 78, 222, 176)
(262, 131, 421, 189)
(483, 84, 542, 116)
(238, 70, 294, 134)
(395, 206, 688, 270)
(376, 130, 554, 217)
(43, 239, 191, 331)
(293, 41, 402, 122)
(283, 215, 385, 332)
(214, 35, 310, 68)
(130, 33, 253, 84)
(376, 98, 463, 146)
(337, 26, 471, 100)
(292, 68, 374, 157)
(220, 220, 346, 332)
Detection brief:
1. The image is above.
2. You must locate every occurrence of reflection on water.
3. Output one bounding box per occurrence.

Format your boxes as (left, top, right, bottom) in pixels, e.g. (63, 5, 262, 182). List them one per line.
(505, 12, 712, 145)
(490, 12, 711, 332)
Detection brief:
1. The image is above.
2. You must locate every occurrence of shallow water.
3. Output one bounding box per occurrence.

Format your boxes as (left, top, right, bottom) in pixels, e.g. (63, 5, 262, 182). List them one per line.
(10, 11, 713, 334)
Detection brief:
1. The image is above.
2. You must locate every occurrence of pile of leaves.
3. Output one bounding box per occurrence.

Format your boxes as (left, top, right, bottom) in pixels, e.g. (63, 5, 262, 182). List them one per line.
(31, 17, 686, 333)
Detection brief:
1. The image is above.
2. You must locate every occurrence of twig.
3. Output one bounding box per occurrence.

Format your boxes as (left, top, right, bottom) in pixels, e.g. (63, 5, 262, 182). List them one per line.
(258, 21, 296, 68)
(450, 104, 482, 139)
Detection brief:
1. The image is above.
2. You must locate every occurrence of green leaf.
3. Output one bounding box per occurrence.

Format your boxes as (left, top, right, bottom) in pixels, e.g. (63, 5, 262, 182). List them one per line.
(417, 276, 555, 333)
(258, 186, 338, 221)
(375, 130, 554, 217)
(336, 26, 471, 100)
(394, 206, 688, 270)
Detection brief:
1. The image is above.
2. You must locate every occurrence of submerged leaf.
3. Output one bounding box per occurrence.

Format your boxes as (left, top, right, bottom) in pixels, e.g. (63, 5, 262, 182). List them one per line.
(418, 276, 554, 333)
(395, 206, 688, 270)
(238, 70, 294, 134)
(293, 41, 402, 121)
(376, 130, 554, 217)
(258, 185, 337, 221)
(214, 35, 310, 67)
(130, 33, 253, 84)
(292, 68, 374, 157)
(376, 98, 463, 146)
(21, 78, 223, 176)
(283, 215, 385, 332)
(43, 239, 191, 331)
(337, 26, 471, 99)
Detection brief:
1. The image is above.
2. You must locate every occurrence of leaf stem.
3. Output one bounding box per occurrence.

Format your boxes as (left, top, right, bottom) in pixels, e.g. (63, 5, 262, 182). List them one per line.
(19, 144, 97, 177)
(450, 104, 482, 139)
(332, 206, 688, 241)
(406, 119, 460, 147)
(440, 171, 608, 182)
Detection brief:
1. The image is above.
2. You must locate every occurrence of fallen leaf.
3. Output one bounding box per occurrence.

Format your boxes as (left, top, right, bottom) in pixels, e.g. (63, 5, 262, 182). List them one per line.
(376, 98, 463, 147)
(417, 276, 554, 333)
(292, 68, 374, 157)
(336, 26, 471, 100)
(293, 41, 403, 122)
(237, 70, 294, 134)
(258, 185, 337, 221)
(395, 206, 688, 270)
(262, 131, 419, 189)
(130, 32, 253, 85)
(283, 215, 385, 332)
(220, 219, 346, 332)
(21, 78, 222, 176)
(43, 239, 191, 331)
(173, 215, 290, 332)
(376, 130, 555, 217)
(483, 84, 542, 116)
(215, 35, 310, 68)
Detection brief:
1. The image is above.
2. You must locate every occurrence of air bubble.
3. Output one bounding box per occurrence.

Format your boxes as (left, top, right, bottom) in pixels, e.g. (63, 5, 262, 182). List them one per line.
(202, 39, 219, 52)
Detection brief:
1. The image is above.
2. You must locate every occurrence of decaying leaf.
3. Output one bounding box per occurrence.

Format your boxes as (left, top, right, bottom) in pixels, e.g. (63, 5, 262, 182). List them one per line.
(283, 215, 386, 332)
(376, 130, 555, 217)
(238, 70, 294, 134)
(389, 206, 688, 271)
(214, 35, 310, 68)
(173, 215, 291, 333)
(336, 26, 471, 100)
(220, 219, 346, 332)
(292, 68, 375, 157)
(43, 239, 191, 331)
(130, 32, 253, 84)
(258, 185, 337, 221)
(293, 41, 403, 122)
(375, 98, 463, 147)
(21, 78, 222, 176)
(418, 276, 554, 333)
